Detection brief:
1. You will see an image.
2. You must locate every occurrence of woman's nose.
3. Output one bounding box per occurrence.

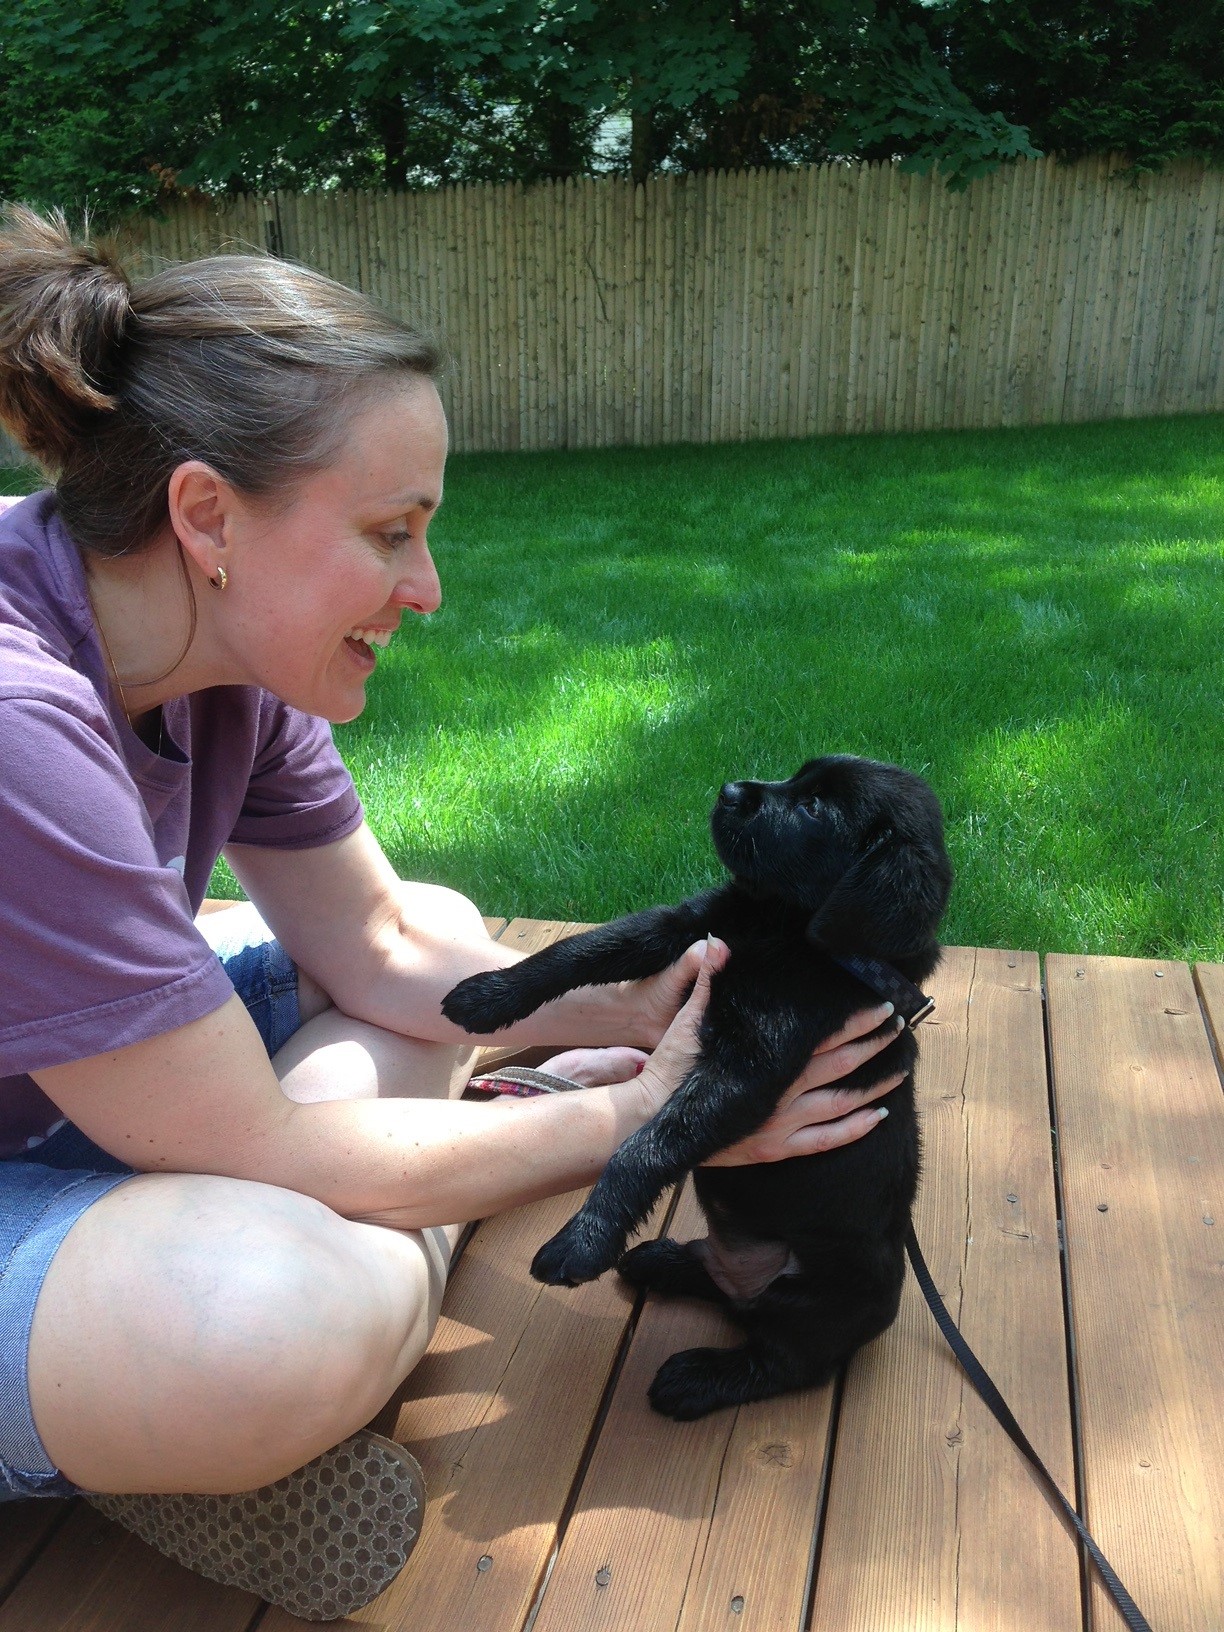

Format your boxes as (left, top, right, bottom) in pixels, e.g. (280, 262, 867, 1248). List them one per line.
(394, 541, 442, 615)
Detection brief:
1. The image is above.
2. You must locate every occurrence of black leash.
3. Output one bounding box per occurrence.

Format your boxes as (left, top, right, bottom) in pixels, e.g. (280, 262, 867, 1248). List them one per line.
(905, 1225, 1155, 1632)
(824, 953, 1154, 1627)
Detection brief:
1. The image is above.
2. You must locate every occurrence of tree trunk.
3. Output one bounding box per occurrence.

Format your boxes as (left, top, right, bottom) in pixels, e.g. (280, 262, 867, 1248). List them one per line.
(539, 96, 584, 180)
(630, 104, 653, 185)
(378, 96, 408, 189)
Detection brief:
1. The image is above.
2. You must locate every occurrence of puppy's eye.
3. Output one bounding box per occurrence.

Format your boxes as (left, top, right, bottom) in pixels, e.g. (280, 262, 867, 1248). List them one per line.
(799, 797, 821, 818)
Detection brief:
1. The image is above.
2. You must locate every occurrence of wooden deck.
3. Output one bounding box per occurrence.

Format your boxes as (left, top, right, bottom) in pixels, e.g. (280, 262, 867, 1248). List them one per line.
(0, 919, 1220, 1632)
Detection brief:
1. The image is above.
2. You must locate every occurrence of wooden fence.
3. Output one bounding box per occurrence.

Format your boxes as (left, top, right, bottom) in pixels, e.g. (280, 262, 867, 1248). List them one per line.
(110, 155, 1224, 452)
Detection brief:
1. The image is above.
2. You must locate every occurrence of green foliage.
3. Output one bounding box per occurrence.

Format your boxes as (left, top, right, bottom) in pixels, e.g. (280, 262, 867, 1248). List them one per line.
(2, 0, 1220, 218)
(940, 0, 1224, 170)
(836, 16, 1039, 189)
(2, 0, 1031, 215)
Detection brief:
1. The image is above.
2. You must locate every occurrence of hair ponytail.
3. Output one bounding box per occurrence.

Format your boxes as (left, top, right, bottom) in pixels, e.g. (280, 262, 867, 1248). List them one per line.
(0, 205, 440, 557)
(0, 206, 132, 470)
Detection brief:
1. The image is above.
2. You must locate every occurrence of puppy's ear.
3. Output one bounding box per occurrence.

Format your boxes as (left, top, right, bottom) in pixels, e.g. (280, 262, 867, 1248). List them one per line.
(806, 832, 950, 960)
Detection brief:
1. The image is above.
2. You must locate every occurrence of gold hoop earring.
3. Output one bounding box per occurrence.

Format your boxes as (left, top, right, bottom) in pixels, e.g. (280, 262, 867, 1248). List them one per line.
(209, 565, 228, 591)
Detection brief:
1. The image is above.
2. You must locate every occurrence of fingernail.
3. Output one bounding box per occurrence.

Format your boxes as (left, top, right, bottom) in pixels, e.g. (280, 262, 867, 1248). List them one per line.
(879, 1001, 895, 1018)
(875, 1106, 889, 1121)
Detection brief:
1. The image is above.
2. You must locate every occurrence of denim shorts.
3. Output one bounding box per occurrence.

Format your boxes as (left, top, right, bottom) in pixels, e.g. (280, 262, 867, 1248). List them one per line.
(0, 904, 301, 1501)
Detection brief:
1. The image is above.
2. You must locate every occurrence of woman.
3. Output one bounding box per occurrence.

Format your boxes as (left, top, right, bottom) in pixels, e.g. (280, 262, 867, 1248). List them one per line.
(0, 207, 903, 1619)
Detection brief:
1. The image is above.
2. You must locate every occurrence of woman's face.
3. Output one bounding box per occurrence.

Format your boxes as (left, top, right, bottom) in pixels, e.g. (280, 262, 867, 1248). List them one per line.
(222, 378, 448, 722)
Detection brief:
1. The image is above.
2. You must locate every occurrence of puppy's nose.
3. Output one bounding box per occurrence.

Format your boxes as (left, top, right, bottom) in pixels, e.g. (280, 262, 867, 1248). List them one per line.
(719, 781, 756, 809)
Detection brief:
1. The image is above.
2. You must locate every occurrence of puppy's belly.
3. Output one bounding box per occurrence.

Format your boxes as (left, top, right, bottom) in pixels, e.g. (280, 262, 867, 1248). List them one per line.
(692, 1229, 801, 1303)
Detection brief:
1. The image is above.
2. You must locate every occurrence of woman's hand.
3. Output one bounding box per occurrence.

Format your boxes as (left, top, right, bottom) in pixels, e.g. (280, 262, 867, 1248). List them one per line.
(632, 937, 905, 1163)
(621, 937, 712, 1048)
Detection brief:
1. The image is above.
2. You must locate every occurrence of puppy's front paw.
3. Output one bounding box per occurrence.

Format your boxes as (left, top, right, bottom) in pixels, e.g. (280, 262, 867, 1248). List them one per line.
(530, 1212, 624, 1287)
(442, 969, 536, 1033)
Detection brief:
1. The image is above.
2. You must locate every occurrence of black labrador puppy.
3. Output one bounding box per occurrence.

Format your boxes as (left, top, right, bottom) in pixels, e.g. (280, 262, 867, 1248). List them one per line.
(443, 755, 952, 1419)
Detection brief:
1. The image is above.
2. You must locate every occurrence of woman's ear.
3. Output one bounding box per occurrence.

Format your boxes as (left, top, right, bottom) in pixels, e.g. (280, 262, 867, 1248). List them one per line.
(806, 835, 950, 960)
(167, 461, 234, 585)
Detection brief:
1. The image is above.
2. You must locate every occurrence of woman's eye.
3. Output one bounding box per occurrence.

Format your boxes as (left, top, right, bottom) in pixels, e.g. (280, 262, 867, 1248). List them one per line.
(379, 529, 412, 549)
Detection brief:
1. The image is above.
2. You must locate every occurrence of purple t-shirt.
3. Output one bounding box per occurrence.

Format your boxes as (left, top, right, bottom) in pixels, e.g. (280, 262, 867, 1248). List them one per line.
(0, 492, 364, 1156)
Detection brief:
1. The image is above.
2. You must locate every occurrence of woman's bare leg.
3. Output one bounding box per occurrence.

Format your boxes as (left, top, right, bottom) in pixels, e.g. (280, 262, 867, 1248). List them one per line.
(26, 884, 649, 1496)
(27, 1173, 449, 1495)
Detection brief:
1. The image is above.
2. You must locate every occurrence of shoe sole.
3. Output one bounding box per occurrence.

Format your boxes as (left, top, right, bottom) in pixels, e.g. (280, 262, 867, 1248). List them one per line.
(89, 1430, 425, 1621)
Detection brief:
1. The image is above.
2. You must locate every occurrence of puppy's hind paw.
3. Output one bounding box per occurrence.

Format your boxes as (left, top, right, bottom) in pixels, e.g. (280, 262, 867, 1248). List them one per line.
(647, 1347, 737, 1420)
(530, 1213, 623, 1287)
(619, 1239, 722, 1301)
(441, 969, 534, 1033)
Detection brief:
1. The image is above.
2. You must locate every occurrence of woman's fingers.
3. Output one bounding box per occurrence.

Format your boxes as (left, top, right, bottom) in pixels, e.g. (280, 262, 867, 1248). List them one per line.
(704, 1070, 906, 1166)
(787, 1066, 900, 1122)
(793, 1011, 904, 1095)
(819, 998, 907, 1051)
(815, 1002, 898, 1053)
(630, 935, 722, 1047)
(777, 1090, 902, 1158)
(634, 937, 729, 1113)
(635, 978, 907, 1163)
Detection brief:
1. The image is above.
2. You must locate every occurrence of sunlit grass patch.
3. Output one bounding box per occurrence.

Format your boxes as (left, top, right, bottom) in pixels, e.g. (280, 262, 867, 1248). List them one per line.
(7, 415, 1222, 958)
(333, 412, 1224, 957)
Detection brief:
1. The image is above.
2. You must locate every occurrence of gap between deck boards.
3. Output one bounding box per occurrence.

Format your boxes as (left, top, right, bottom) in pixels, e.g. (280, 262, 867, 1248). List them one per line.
(0, 921, 1218, 1632)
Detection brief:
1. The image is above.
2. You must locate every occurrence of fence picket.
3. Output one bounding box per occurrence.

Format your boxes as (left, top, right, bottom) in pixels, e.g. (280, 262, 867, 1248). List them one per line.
(114, 159, 1223, 453)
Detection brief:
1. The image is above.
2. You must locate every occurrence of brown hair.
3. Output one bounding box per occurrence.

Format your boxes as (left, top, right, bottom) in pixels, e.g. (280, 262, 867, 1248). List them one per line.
(0, 205, 441, 556)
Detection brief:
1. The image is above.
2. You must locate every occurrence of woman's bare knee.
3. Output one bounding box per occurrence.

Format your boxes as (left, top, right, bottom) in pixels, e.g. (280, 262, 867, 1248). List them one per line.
(396, 879, 488, 942)
(272, 1011, 472, 1103)
(272, 881, 487, 1103)
(28, 1173, 446, 1495)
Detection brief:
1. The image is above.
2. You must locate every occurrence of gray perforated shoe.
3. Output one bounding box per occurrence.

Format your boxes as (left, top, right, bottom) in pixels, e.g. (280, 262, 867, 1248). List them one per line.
(88, 1430, 425, 1620)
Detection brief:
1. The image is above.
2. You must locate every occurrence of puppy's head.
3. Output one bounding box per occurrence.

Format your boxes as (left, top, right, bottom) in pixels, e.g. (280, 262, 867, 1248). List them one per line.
(710, 755, 952, 960)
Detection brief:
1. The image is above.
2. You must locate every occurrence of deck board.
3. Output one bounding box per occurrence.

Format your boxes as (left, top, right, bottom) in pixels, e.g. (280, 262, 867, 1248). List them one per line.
(1047, 954, 1224, 1632)
(809, 947, 1080, 1632)
(0, 1504, 257, 1632)
(262, 1183, 674, 1632)
(0, 928, 1218, 1632)
(0, 1502, 66, 1600)
(532, 1184, 836, 1632)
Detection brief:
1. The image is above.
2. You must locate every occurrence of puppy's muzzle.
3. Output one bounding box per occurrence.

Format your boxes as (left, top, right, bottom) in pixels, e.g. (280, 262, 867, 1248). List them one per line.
(718, 781, 762, 814)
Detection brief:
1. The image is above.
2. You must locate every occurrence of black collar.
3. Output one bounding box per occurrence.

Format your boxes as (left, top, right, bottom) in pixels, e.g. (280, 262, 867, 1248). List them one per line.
(828, 953, 936, 1028)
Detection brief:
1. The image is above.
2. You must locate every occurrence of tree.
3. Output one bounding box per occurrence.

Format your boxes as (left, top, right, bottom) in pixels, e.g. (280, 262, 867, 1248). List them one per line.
(2, 0, 1218, 219)
(939, 0, 1224, 171)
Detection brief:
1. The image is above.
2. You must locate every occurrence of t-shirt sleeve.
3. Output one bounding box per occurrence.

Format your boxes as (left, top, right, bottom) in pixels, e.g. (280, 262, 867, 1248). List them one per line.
(227, 694, 364, 850)
(0, 695, 234, 1075)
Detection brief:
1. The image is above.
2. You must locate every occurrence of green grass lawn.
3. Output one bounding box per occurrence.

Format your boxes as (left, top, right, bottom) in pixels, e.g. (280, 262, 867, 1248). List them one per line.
(7, 412, 1224, 960)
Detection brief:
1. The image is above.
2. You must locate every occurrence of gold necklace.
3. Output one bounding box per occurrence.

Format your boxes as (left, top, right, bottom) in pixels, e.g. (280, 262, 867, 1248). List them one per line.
(92, 603, 165, 758)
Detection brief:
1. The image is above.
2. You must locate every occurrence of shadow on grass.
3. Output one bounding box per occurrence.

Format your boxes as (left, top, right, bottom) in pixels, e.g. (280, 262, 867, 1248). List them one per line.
(8, 418, 1213, 959)
(342, 414, 1224, 961)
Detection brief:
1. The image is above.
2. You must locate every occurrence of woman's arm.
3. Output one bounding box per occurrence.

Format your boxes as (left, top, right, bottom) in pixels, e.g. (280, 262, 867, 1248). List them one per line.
(33, 947, 902, 1228)
(225, 823, 687, 1050)
(31, 993, 668, 1230)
